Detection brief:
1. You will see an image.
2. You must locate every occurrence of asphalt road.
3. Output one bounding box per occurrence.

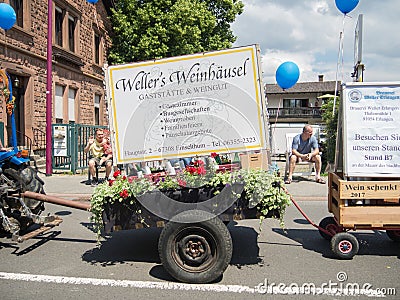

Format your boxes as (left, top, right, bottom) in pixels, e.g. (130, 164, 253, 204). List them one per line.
(1, 200, 399, 299)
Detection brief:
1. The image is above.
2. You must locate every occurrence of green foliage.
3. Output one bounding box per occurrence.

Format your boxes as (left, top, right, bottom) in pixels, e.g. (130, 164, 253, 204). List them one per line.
(234, 169, 289, 228)
(90, 175, 155, 239)
(109, 0, 244, 64)
(321, 97, 340, 164)
(156, 175, 180, 190)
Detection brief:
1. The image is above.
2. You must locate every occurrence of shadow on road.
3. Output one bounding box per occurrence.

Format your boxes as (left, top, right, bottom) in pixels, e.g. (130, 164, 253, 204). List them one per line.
(0, 231, 62, 256)
(80, 224, 263, 281)
(272, 228, 400, 258)
(82, 227, 162, 266)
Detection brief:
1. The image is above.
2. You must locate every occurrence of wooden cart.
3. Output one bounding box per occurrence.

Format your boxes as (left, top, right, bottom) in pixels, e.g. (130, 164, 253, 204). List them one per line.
(317, 172, 400, 259)
(316, 82, 400, 259)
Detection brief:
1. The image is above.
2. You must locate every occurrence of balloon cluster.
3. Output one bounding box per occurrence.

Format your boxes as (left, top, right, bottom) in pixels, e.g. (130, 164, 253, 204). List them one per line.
(86, 0, 99, 4)
(0, 3, 16, 30)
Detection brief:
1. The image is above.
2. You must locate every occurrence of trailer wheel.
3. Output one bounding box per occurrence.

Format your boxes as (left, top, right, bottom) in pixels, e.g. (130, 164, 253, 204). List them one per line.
(318, 217, 342, 240)
(386, 230, 400, 242)
(331, 232, 359, 259)
(158, 210, 232, 283)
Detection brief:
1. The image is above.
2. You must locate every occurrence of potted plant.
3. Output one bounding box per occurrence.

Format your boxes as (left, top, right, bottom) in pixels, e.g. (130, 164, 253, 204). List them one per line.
(90, 159, 291, 240)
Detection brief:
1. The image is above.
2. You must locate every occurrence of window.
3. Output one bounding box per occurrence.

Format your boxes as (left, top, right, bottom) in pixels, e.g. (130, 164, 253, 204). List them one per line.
(54, 4, 79, 53)
(68, 88, 76, 123)
(10, 0, 23, 28)
(55, 84, 65, 123)
(94, 94, 100, 125)
(55, 7, 63, 47)
(283, 99, 308, 108)
(94, 33, 101, 65)
(68, 15, 76, 52)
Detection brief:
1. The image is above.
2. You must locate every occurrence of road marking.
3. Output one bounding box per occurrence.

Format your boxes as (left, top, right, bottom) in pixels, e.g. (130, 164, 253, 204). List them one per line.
(0, 272, 387, 297)
(0, 272, 255, 294)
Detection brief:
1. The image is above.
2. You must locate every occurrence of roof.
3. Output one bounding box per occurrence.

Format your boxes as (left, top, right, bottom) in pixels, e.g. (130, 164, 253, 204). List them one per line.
(265, 80, 341, 95)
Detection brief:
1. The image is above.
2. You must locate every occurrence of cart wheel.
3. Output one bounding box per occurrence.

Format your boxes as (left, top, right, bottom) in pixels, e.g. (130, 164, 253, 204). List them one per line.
(386, 230, 400, 242)
(331, 232, 359, 259)
(318, 217, 342, 240)
(158, 210, 232, 283)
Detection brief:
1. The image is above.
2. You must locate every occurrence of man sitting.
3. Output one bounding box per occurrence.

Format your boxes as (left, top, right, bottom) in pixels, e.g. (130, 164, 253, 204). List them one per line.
(84, 128, 112, 186)
(285, 125, 325, 184)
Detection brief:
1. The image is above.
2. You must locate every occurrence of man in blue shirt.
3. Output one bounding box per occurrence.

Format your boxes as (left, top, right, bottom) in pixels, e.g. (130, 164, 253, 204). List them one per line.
(285, 125, 325, 184)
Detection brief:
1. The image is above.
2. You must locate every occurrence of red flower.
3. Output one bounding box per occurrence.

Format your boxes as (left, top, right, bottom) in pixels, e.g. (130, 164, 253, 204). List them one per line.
(119, 189, 129, 199)
(185, 160, 207, 175)
(196, 166, 206, 175)
(108, 179, 114, 186)
(186, 166, 196, 174)
(211, 152, 218, 158)
(113, 170, 121, 178)
(193, 159, 204, 167)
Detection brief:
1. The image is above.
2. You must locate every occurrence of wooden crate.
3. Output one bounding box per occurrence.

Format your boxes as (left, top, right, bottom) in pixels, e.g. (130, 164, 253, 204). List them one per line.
(328, 172, 400, 229)
(240, 153, 268, 170)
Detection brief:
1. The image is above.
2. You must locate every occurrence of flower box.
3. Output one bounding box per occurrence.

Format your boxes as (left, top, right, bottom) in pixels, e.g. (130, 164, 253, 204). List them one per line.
(90, 164, 290, 239)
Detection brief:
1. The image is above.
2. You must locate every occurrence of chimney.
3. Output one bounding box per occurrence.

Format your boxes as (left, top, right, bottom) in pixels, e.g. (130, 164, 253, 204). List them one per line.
(318, 74, 324, 82)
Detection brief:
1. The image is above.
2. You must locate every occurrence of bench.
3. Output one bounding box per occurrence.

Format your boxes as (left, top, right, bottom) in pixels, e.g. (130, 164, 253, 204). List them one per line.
(284, 133, 316, 178)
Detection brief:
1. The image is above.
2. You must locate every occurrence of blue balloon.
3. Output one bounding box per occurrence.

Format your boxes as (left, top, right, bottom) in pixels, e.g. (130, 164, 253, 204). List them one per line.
(86, 0, 99, 4)
(335, 0, 359, 15)
(275, 61, 300, 90)
(0, 3, 16, 30)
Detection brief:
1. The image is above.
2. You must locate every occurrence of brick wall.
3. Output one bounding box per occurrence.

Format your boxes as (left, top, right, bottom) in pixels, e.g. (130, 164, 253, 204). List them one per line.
(0, 0, 112, 147)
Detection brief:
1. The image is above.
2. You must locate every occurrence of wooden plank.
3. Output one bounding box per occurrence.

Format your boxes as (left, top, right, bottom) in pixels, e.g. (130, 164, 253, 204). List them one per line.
(330, 198, 340, 220)
(384, 198, 399, 204)
(331, 189, 340, 204)
(328, 173, 339, 212)
(340, 206, 400, 227)
(17, 218, 63, 243)
(330, 172, 341, 187)
(339, 180, 400, 199)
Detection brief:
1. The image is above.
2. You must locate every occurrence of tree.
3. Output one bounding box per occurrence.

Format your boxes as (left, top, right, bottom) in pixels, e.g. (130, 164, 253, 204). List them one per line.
(108, 0, 244, 64)
(321, 97, 339, 169)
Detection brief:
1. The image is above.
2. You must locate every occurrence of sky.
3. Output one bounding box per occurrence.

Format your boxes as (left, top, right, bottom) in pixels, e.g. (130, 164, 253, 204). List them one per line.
(231, 0, 400, 85)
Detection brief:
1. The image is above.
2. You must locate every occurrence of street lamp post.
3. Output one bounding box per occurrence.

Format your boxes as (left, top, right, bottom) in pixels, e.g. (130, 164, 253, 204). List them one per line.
(46, 0, 53, 176)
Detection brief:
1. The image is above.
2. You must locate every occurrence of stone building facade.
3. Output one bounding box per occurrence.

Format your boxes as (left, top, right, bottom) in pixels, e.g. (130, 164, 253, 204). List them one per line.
(0, 0, 112, 150)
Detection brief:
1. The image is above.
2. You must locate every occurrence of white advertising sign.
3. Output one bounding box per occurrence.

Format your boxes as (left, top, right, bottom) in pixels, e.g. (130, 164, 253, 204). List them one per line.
(344, 82, 400, 177)
(106, 45, 266, 164)
(53, 125, 67, 157)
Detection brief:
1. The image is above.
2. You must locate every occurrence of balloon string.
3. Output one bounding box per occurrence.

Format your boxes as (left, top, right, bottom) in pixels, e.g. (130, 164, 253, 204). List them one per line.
(340, 15, 346, 82)
(271, 95, 282, 141)
(333, 14, 346, 116)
